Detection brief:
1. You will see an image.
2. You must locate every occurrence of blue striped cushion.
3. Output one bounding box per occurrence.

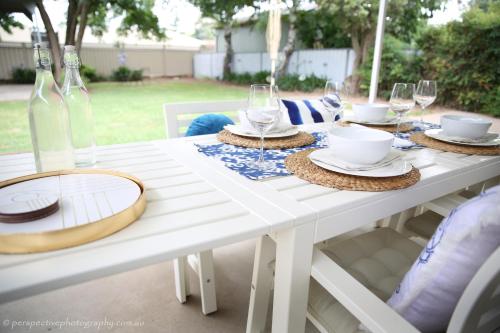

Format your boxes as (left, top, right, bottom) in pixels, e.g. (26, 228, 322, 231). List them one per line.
(281, 99, 341, 125)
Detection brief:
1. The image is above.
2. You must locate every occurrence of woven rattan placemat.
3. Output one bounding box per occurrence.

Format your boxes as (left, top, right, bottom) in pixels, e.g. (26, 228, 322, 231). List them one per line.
(410, 132, 500, 155)
(340, 121, 414, 133)
(217, 129, 315, 149)
(285, 149, 420, 191)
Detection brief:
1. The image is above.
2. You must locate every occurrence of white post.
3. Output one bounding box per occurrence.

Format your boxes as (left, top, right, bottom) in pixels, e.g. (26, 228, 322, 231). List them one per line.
(271, 59, 276, 87)
(368, 0, 388, 103)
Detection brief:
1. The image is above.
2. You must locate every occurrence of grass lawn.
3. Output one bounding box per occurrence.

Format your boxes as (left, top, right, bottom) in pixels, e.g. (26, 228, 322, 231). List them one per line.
(0, 79, 248, 154)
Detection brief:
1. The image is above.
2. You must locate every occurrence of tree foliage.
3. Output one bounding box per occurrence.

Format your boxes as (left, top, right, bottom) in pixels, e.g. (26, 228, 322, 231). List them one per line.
(189, 0, 254, 27)
(0, 13, 23, 34)
(418, 2, 500, 116)
(359, 2, 500, 116)
(189, 0, 254, 77)
(295, 10, 350, 49)
(317, 0, 443, 91)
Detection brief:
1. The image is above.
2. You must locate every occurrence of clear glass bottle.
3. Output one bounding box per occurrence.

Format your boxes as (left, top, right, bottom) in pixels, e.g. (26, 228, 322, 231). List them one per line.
(28, 44, 75, 172)
(62, 45, 96, 167)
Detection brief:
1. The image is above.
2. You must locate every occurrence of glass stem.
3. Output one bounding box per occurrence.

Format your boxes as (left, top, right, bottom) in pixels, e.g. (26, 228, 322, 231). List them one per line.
(396, 114, 402, 137)
(258, 131, 265, 164)
(420, 106, 425, 123)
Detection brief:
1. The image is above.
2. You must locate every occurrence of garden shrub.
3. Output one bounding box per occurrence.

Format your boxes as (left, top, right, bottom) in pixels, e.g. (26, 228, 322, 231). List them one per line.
(358, 35, 422, 100)
(130, 69, 144, 81)
(12, 67, 36, 84)
(80, 64, 105, 82)
(111, 66, 143, 82)
(359, 3, 500, 117)
(224, 71, 326, 92)
(111, 66, 131, 81)
(418, 3, 500, 116)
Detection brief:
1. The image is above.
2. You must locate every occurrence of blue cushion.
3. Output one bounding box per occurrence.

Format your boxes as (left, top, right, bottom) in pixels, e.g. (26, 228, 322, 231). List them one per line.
(185, 114, 234, 137)
(281, 99, 341, 125)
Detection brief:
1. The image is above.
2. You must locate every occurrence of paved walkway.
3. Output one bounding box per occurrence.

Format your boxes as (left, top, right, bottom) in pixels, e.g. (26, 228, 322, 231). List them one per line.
(0, 84, 32, 101)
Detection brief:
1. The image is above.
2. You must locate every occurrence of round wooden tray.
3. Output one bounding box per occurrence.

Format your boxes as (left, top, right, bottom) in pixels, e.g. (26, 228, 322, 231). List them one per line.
(0, 169, 146, 254)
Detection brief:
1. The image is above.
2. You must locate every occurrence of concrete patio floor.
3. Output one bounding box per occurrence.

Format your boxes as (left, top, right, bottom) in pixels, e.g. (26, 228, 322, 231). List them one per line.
(0, 238, 320, 333)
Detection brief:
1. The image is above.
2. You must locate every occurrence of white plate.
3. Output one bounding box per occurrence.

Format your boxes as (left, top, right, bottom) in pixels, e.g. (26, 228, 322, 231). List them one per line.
(343, 115, 400, 126)
(309, 149, 412, 178)
(424, 129, 500, 147)
(225, 124, 299, 138)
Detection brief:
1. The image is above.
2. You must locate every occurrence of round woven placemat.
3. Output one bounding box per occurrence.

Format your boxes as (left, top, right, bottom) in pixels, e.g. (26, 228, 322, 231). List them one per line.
(217, 129, 315, 149)
(340, 121, 414, 133)
(410, 132, 500, 155)
(285, 149, 420, 191)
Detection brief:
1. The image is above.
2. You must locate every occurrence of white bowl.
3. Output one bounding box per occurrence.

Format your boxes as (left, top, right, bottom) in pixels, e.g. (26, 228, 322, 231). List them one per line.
(440, 115, 492, 139)
(352, 103, 390, 122)
(328, 127, 394, 165)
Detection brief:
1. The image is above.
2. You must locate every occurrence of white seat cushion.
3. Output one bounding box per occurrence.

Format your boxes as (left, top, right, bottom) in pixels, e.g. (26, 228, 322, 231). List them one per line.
(405, 210, 443, 239)
(308, 228, 422, 333)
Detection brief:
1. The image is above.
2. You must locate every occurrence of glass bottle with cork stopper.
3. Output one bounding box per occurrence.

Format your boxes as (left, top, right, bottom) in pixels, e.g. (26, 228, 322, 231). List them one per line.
(28, 43, 74, 172)
(61, 45, 96, 167)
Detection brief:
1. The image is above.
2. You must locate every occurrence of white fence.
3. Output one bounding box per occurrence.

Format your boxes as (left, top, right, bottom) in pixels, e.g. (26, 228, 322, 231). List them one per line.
(194, 48, 355, 82)
(0, 42, 197, 80)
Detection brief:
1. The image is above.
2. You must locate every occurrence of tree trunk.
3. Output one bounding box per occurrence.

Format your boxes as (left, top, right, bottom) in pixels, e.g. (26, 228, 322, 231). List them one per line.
(350, 32, 362, 94)
(65, 0, 78, 45)
(76, 1, 90, 55)
(223, 24, 233, 78)
(349, 29, 376, 94)
(361, 30, 375, 66)
(36, 0, 62, 81)
(277, 6, 297, 78)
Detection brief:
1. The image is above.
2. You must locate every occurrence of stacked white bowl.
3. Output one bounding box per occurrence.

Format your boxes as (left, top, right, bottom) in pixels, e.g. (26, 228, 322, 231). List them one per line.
(328, 127, 394, 165)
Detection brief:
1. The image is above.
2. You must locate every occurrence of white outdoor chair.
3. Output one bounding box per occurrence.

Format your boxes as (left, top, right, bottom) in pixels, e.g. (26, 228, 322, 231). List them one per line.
(308, 230, 500, 333)
(246, 189, 500, 332)
(397, 176, 500, 241)
(163, 99, 246, 315)
(163, 100, 246, 138)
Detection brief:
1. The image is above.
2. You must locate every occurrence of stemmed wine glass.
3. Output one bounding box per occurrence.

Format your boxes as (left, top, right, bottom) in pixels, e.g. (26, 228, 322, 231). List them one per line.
(390, 83, 416, 136)
(323, 80, 349, 126)
(245, 84, 281, 169)
(414, 80, 437, 126)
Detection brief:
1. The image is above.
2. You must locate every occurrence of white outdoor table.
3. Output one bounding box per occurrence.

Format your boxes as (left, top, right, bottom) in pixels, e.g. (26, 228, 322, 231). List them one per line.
(0, 141, 302, 304)
(1, 124, 499, 333)
(160, 123, 500, 333)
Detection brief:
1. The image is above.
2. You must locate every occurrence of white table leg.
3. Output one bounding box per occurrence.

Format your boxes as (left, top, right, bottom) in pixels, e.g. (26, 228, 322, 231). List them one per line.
(197, 250, 217, 315)
(246, 235, 276, 333)
(272, 223, 315, 333)
(174, 256, 190, 303)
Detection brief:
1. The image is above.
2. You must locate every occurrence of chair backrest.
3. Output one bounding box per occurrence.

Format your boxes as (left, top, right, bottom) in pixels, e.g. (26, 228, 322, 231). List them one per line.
(448, 246, 500, 333)
(163, 100, 247, 138)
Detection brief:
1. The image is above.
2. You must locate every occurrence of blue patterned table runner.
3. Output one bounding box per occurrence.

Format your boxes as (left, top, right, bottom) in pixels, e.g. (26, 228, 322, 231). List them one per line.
(195, 122, 439, 180)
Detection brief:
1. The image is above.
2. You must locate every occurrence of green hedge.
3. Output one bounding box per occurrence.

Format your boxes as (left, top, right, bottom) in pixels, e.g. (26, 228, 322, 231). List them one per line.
(224, 71, 326, 92)
(418, 3, 500, 117)
(359, 4, 500, 117)
(358, 36, 421, 100)
(12, 67, 36, 84)
(111, 66, 143, 82)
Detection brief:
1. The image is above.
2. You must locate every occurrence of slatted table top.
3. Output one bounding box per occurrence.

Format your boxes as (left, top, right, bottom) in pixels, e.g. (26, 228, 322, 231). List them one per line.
(164, 123, 500, 243)
(0, 141, 297, 303)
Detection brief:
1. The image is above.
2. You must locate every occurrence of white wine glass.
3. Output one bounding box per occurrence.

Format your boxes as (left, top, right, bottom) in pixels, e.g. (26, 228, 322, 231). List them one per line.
(245, 84, 281, 169)
(323, 80, 349, 126)
(414, 80, 437, 125)
(390, 83, 416, 136)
